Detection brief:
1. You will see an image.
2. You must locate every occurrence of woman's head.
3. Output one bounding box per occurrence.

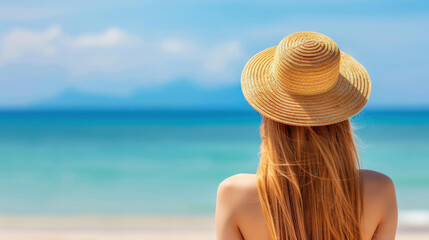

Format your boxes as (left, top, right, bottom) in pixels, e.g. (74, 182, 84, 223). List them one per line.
(257, 117, 362, 240)
(240, 31, 370, 240)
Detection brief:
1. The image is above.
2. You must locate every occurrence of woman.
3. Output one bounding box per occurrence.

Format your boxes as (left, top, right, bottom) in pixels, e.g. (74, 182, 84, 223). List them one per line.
(216, 32, 398, 240)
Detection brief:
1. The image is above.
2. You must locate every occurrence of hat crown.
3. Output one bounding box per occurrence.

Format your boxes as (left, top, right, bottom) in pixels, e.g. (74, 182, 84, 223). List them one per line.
(272, 32, 341, 95)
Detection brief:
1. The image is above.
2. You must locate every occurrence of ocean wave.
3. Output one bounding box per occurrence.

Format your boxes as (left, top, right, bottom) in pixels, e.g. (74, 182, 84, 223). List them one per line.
(399, 210, 429, 226)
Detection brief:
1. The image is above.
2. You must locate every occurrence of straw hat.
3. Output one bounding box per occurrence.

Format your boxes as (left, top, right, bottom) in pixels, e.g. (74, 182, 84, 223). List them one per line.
(241, 31, 371, 126)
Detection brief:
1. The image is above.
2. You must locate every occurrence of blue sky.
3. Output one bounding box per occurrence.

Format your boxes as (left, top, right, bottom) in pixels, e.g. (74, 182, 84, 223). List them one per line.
(0, 0, 428, 108)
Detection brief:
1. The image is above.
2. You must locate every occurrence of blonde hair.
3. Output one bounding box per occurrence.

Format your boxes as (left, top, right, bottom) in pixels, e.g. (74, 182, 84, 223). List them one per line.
(257, 117, 362, 240)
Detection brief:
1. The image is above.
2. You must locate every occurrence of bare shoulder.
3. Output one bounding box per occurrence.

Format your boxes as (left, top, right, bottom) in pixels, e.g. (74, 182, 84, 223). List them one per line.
(217, 174, 260, 217)
(359, 169, 398, 235)
(217, 173, 258, 201)
(216, 174, 268, 240)
(360, 169, 395, 195)
(360, 169, 392, 182)
(219, 173, 257, 188)
(360, 169, 396, 207)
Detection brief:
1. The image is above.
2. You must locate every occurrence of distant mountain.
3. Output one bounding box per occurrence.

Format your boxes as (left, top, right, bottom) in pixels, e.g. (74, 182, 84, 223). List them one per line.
(31, 80, 253, 110)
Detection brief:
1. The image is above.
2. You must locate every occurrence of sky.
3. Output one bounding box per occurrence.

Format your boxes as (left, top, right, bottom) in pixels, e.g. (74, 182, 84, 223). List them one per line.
(0, 0, 428, 109)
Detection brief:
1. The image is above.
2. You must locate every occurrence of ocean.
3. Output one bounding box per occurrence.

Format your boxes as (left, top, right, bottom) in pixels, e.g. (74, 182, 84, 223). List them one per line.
(0, 110, 428, 219)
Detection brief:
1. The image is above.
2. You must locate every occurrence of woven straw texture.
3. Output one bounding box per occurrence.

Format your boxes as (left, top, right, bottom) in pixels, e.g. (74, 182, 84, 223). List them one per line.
(241, 32, 371, 126)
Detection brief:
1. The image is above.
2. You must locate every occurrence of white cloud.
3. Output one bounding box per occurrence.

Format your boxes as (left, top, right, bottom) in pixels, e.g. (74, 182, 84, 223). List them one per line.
(0, 7, 59, 21)
(0, 25, 244, 90)
(72, 28, 133, 48)
(160, 39, 190, 54)
(203, 41, 243, 74)
(0, 26, 137, 63)
(0, 26, 141, 72)
(1, 26, 61, 61)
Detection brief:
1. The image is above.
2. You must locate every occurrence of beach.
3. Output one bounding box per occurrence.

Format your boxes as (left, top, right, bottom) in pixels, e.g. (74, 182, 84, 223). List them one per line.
(0, 215, 428, 240)
(0, 110, 428, 239)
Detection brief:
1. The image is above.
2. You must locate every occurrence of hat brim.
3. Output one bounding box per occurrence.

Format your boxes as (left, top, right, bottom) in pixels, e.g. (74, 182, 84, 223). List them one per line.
(241, 46, 371, 126)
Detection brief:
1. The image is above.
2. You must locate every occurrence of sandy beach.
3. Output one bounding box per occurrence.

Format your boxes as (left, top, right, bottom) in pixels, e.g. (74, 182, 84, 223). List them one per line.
(0, 215, 428, 240)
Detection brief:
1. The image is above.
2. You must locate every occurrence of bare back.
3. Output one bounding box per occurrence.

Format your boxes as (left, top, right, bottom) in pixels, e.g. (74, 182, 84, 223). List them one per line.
(216, 170, 398, 240)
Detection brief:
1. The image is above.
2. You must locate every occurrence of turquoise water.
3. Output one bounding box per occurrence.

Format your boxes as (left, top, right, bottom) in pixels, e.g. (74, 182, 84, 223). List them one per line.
(0, 110, 428, 215)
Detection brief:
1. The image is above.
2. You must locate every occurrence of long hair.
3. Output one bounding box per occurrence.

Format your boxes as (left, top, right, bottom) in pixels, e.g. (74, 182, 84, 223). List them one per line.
(257, 117, 362, 240)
